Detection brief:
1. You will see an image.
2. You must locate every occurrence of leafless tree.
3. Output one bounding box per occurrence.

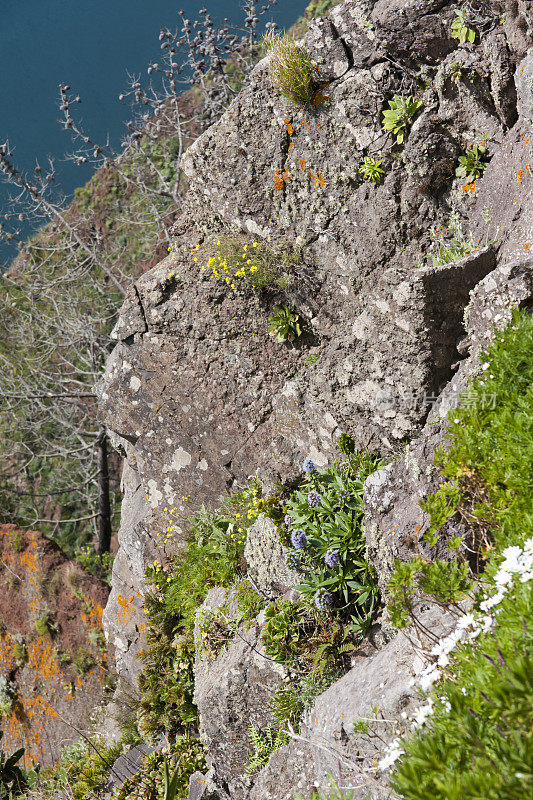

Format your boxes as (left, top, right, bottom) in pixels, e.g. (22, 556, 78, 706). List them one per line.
(0, 2, 277, 560)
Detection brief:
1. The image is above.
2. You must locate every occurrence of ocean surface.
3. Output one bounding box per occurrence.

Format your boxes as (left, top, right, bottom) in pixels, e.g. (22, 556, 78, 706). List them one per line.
(0, 0, 308, 265)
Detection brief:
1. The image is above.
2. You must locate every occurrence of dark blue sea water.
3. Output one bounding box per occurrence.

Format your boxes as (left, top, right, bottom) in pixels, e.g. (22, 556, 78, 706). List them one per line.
(0, 0, 308, 265)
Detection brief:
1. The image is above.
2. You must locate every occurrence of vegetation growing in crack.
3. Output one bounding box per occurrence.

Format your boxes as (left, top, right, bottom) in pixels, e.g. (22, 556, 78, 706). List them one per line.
(268, 305, 302, 343)
(381, 95, 423, 144)
(382, 310, 533, 799)
(263, 32, 316, 107)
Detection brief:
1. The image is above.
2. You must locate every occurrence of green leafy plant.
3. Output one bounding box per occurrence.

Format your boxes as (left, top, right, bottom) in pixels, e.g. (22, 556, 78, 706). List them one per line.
(425, 211, 479, 267)
(138, 482, 267, 735)
(0, 677, 15, 718)
(34, 610, 57, 637)
(451, 7, 476, 44)
(382, 95, 423, 144)
(385, 310, 533, 799)
(73, 648, 95, 675)
(263, 32, 315, 106)
(114, 737, 205, 800)
(262, 599, 306, 663)
(0, 731, 32, 799)
(268, 306, 302, 343)
(455, 143, 489, 183)
(199, 235, 300, 292)
(282, 455, 382, 632)
(337, 432, 355, 456)
(358, 156, 385, 183)
(244, 722, 288, 774)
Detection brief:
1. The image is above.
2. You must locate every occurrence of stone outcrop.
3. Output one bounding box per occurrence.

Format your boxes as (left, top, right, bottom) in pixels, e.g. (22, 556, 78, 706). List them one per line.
(362, 257, 533, 596)
(193, 589, 286, 800)
(244, 516, 299, 597)
(98, 0, 532, 687)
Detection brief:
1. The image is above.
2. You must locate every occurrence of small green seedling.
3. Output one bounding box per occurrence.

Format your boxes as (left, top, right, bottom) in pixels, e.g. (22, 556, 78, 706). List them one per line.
(358, 156, 385, 183)
(455, 143, 489, 183)
(268, 306, 301, 343)
(451, 8, 476, 44)
(382, 95, 423, 144)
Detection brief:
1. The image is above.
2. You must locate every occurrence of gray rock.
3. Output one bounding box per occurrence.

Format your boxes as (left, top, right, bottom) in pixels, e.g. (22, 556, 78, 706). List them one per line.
(109, 742, 156, 788)
(244, 515, 299, 597)
(193, 589, 286, 800)
(98, 0, 531, 696)
(251, 605, 457, 800)
(363, 257, 533, 596)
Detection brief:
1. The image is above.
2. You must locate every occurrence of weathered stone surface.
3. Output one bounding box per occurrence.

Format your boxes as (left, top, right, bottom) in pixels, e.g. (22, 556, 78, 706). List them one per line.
(109, 742, 156, 788)
(100, 0, 531, 696)
(193, 590, 286, 800)
(250, 605, 456, 800)
(362, 257, 533, 595)
(244, 515, 299, 597)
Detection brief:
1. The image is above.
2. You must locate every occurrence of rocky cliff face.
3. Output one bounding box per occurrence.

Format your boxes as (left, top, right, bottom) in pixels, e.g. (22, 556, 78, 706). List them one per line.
(0, 525, 110, 767)
(97, 1, 532, 793)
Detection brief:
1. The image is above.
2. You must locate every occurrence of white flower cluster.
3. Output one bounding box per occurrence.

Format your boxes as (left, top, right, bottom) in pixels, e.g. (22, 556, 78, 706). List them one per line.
(377, 537, 533, 772)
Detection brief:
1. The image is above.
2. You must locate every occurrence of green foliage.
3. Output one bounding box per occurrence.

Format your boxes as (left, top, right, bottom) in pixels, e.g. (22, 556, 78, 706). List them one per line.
(41, 737, 128, 800)
(382, 95, 423, 144)
(391, 581, 533, 800)
(283, 455, 382, 632)
(426, 308, 533, 554)
(337, 432, 355, 456)
(200, 235, 300, 292)
(75, 545, 113, 585)
(0, 677, 15, 717)
(138, 483, 268, 735)
(426, 211, 479, 267)
(268, 306, 302, 343)
(113, 737, 206, 800)
(455, 143, 489, 183)
(34, 611, 56, 637)
(262, 599, 306, 663)
(451, 7, 476, 44)
(263, 32, 315, 107)
(358, 156, 385, 183)
(244, 723, 288, 774)
(197, 579, 266, 658)
(270, 667, 341, 732)
(73, 649, 95, 675)
(387, 310, 533, 799)
(295, 775, 355, 799)
(0, 731, 32, 799)
(13, 639, 27, 668)
(419, 480, 462, 547)
(305, 0, 342, 18)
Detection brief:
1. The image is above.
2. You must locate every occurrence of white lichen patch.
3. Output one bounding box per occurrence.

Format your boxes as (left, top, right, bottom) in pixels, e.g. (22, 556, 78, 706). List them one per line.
(163, 447, 193, 473)
(147, 479, 163, 508)
(129, 375, 141, 393)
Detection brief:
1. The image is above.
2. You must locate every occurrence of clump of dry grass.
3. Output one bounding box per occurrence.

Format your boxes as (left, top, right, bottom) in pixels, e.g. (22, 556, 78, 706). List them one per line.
(263, 32, 315, 106)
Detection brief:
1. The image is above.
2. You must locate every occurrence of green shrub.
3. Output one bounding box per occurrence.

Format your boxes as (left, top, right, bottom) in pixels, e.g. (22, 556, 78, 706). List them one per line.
(268, 306, 302, 343)
(455, 143, 489, 183)
(197, 579, 265, 658)
(451, 7, 476, 44)
(73, 648, 95, 675)
(0, 677, 15, 718)
(282, 455, 382, 633)
(385, 310, 533, 799)
(34, 611, 57, 637)
(138, 482, 271, 735)
(75, 545, 113, 584)
(197, 235, 300, 292)
(262, 599, 306, 663)
(114, 736, 206, 800)
(425, 211, 479, 267)
(244, 723, 288, 774)
(382, 95, 422, 144)
(263, 32, 315, 106)
(0, 731, 33, 799)
(358, 156, 385, 183)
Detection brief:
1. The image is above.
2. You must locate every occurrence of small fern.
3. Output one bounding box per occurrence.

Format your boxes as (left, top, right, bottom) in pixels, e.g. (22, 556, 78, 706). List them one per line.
(244, 723, 288, 774)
